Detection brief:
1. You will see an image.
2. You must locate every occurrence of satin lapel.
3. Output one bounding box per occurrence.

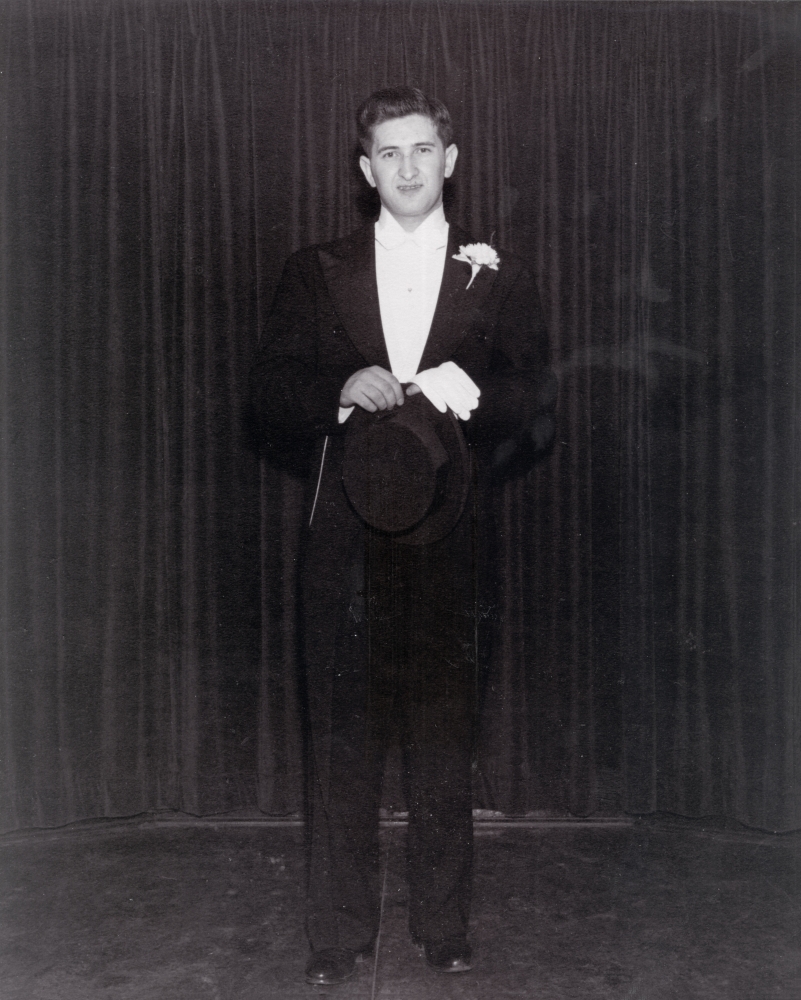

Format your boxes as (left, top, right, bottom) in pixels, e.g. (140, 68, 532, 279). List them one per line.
(318, 225, 391, 370)
(418, 225, 500, 371)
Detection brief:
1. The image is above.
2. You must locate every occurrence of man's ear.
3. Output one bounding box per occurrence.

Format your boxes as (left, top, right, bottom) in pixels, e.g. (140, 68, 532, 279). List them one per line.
(444, 144, 458, 179)
(359, 155, 377, 188)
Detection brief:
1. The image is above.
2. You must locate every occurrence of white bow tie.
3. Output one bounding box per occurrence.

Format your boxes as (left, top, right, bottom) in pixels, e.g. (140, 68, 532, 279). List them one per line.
(376, 229, 447, 253)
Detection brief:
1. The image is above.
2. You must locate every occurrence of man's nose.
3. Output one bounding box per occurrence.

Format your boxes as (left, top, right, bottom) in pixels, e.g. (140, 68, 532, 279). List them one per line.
(399, 155, 418, 179)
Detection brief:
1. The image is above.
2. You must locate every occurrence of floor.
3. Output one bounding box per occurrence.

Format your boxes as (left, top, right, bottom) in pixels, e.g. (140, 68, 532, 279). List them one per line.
(1, 815, 799, 999)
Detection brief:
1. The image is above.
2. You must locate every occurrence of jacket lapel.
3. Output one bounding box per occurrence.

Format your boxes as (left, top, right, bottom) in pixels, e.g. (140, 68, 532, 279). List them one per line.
(318, 221, 499, 374)
(318, 225, 391, 370)
(418, 224, 499, 371)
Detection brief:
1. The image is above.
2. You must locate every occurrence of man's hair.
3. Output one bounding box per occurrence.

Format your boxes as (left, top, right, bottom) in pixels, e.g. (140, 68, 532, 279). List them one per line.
(356, 87, 453, 154)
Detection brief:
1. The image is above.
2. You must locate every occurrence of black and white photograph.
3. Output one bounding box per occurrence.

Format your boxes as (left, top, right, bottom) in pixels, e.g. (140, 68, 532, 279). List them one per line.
(1, 1, 799, 998)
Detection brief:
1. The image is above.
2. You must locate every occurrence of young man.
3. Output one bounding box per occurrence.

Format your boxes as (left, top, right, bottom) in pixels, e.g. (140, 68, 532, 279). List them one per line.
(251, 87, 551, 985)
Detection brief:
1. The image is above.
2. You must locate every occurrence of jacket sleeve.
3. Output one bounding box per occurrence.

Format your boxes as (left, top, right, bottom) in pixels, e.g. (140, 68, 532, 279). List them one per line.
(249, 252, 354, 445)
(462, 263, 557, 449)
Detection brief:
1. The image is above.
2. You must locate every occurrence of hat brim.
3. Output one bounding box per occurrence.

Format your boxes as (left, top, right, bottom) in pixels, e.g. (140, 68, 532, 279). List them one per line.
(342, 394, 470, 546)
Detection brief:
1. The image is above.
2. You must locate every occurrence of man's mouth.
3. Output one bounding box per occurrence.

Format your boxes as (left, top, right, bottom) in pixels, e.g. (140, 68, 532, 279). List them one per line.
(397, 184, 423, 193)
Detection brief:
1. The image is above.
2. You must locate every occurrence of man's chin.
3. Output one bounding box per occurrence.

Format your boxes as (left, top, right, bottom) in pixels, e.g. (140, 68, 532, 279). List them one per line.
(387, 201, 440, 226)
(393, 198, 427, 215)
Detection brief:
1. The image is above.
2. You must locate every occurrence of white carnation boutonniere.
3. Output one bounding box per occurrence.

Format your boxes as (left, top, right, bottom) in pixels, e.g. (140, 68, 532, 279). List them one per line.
(453, 243, 500, 290)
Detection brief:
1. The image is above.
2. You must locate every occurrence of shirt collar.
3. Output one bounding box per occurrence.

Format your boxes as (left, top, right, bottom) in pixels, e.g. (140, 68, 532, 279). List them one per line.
(374, 205, 449, 252)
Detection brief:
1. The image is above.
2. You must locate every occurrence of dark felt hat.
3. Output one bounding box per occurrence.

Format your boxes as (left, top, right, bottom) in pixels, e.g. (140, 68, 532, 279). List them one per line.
(342, 391, 470, 545)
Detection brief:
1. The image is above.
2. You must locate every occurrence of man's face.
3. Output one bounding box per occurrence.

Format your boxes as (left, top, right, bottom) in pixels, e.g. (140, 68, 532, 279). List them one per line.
(359, 114, 458, 231)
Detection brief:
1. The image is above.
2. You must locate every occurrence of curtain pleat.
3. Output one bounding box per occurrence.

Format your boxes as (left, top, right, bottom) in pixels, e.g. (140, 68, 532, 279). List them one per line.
(0, 1, 798, 834)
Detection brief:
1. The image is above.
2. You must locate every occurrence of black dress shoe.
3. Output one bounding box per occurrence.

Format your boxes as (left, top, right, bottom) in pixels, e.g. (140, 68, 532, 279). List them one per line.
(304, 947, 371, 985)
(421, 940, 473, 974)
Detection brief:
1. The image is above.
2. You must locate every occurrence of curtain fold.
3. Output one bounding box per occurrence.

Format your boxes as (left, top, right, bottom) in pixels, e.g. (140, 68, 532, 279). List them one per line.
(1, 0, 798, 834)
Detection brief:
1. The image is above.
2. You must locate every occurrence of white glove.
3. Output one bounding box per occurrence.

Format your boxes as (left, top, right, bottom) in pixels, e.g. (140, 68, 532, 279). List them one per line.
(410, 361, 481, 421)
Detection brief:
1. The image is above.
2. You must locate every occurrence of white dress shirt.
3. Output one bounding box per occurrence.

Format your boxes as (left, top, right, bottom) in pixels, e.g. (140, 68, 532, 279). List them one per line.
(338, 205, 449, 423)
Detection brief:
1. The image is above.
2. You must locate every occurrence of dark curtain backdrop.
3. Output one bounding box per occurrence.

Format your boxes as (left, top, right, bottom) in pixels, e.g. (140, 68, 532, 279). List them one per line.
(1, 1, 798, 834)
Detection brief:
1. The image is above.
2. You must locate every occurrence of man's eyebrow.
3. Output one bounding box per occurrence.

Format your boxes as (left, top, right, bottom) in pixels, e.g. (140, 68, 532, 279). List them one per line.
(375, 140, 435, 154)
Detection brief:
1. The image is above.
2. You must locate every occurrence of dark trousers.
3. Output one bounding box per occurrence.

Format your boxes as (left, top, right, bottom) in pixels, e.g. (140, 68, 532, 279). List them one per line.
(305, 520, 477, 951)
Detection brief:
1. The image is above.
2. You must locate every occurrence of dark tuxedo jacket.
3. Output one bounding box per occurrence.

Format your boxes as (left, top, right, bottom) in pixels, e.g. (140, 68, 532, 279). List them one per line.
(251, 220, 551, 801)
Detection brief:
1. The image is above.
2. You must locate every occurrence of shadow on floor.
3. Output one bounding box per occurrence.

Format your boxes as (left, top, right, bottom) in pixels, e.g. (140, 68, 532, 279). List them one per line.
(1, 818, 799, 998)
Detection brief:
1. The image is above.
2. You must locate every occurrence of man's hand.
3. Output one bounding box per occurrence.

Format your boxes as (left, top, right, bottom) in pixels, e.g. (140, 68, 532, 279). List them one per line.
(407, 361, 480, 421)
(340, 366, 405, 412)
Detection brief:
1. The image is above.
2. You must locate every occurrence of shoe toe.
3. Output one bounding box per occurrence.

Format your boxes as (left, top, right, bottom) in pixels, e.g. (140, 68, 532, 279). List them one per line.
(304, 948, 357, 985)
(423, 940, 473, 973)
